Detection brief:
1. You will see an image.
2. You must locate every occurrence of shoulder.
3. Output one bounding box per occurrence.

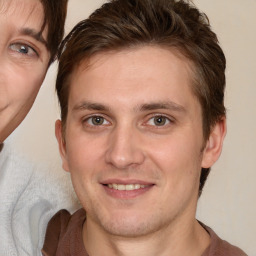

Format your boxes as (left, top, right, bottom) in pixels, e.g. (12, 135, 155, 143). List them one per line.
(202, 223, 248, 256)
(42, 208, 86, 256)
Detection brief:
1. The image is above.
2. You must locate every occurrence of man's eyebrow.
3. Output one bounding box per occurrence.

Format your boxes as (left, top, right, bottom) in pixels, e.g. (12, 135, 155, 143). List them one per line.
(72, 101, 185, 113)
(73, 101, 110, 112)
(19, 28, 48, 48)
(139, 101, 186, 112)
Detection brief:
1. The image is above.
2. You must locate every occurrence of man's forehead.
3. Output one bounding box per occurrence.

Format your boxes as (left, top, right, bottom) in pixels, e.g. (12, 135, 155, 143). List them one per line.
(71, 47, 195, 84)
(73, 45, 194, 76)
(67, 45, 198, 115)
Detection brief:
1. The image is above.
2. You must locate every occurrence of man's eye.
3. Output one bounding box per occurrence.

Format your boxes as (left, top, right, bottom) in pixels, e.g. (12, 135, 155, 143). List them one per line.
(9, 43, 38, 57)
(148, 116, 171, 126)
(86, 116, 109, 126)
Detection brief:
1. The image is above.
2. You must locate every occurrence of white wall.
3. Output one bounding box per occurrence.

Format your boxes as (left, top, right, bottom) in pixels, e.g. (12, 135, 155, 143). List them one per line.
(195, 1, 256, 254)
(8, 0, 255, 254)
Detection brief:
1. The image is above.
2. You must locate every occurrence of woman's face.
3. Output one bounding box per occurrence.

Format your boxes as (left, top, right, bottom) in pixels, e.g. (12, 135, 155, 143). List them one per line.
(0, 0, 50, 142)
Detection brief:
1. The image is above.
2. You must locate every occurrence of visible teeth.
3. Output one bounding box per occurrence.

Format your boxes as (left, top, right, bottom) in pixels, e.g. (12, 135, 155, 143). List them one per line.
(125, 184, 134, 191)
(107, 184, 149, 190)
(134, 184, 140, 189)
(117, 184, 126, 190)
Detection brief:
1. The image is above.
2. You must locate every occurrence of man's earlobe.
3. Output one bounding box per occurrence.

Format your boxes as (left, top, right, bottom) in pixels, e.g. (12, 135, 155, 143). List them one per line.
(201, 117, 227, 168)
(55, 120, 70, 172)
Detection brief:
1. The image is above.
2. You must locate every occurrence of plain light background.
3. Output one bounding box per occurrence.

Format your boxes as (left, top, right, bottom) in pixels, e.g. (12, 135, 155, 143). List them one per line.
(7, 0, 255, 255)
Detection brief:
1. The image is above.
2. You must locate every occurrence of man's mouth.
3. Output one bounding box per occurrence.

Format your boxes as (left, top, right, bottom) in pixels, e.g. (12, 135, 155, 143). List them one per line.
(106, 184, 150, 191)
(102, 181, 154, 199)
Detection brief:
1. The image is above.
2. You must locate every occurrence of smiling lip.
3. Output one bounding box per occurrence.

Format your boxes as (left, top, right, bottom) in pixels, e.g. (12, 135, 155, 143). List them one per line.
(107, 183, 149, 190)
(101, 180, 154, 199)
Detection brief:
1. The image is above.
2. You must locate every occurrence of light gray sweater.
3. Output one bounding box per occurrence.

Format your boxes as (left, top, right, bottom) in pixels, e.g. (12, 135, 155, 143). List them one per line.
(0, 143, 79, 256)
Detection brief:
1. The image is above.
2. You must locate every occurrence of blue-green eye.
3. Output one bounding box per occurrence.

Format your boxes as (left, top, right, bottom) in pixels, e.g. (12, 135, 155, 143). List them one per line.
(9, 43, 37, 57)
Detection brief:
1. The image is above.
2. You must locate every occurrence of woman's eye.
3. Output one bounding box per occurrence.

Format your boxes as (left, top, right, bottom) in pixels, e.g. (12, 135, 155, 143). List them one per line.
(148, 116, 170, 126)
(86, 116, 109, 126)
(9, 43, 37, 57)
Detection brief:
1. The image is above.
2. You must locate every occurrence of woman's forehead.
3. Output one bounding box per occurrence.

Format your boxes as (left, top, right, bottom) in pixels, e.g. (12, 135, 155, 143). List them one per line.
(0, 0, 47, 40)
(0, 0, 43, 17)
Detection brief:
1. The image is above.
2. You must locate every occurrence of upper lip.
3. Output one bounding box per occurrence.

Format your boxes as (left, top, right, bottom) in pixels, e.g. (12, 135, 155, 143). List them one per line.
(101, 179, 154, 185)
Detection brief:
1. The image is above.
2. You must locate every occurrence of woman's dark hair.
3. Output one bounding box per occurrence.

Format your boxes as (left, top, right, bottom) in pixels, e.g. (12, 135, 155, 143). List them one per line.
(40, 0, 68, 62)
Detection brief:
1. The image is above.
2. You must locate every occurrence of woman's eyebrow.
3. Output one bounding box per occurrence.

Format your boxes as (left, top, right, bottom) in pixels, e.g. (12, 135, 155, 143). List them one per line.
(19, 27, 48, 49)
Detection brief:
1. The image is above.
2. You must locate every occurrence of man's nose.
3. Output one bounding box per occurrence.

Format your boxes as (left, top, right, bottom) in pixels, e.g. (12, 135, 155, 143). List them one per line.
(105, 125, 145, 169)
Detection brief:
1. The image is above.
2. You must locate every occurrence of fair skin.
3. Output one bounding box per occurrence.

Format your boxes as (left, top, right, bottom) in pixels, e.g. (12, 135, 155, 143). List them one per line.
(56, 46, 226, 256)
(0, 0, 50, 143)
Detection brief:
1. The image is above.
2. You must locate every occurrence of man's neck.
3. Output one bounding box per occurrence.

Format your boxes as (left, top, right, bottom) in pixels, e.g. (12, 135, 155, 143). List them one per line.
(83, 217, 210, 256)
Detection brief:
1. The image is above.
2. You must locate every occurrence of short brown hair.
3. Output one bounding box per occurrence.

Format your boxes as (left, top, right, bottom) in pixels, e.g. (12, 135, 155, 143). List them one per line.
(56, 0, 226, 194)
(39, 0, 68, 62)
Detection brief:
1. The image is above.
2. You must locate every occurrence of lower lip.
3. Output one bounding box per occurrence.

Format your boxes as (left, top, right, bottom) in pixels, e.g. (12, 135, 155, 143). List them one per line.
(102, 185, 154, 199)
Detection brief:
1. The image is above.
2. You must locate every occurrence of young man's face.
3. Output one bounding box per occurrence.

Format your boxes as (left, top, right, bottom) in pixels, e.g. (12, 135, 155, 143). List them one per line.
(0, 0, 50, 142)
(57, 46, 225, 238)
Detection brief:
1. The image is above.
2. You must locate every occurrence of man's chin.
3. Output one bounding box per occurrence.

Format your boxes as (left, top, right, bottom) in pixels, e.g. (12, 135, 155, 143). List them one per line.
(93, 212, 160, 238)
(103, 223, 152, 238)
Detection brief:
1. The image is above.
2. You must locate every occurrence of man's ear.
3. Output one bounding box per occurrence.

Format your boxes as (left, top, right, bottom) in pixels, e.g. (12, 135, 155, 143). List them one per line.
(201, 117, 227, 168)
(55, 120, 70, 172)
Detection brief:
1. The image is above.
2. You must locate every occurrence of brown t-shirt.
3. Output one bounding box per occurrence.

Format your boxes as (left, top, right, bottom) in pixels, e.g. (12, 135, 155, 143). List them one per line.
(42, 209, 247, 256)
(0, 143, 3, 153)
